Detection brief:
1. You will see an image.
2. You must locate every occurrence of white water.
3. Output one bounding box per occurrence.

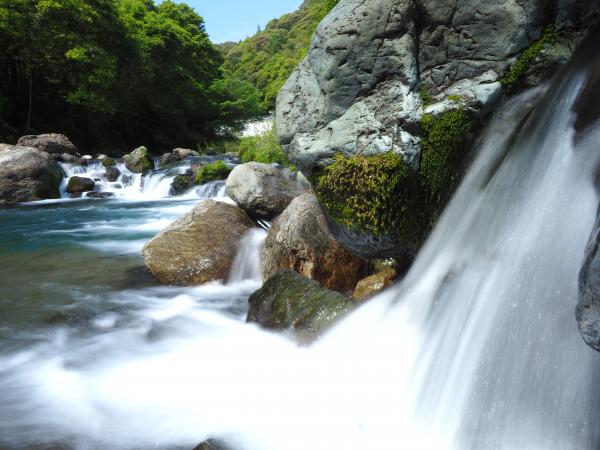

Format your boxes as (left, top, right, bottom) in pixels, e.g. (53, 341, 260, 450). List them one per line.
(59, 158, 232, 202)
(2, 69, 600, 450)
(228, 228, 268, 284)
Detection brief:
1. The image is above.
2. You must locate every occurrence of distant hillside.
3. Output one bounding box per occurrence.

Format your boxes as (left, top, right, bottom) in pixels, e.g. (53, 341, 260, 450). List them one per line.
(222, 0, 338, 111)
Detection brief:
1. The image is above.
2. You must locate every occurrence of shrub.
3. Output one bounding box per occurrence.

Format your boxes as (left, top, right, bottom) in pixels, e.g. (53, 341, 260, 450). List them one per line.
(194, 160, 232, 185)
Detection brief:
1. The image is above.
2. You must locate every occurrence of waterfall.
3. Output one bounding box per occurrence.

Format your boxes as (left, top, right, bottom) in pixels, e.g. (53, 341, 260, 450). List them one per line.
(2, 52, 600, 450)
(227, 228, 268, 284)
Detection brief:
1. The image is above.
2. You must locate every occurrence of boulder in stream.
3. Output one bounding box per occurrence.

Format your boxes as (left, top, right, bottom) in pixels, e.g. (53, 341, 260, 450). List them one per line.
(0, 144, 64, 204)
(225, 162, 309, 220)
(17, 133, 78, 155)
(247, 270, 355, 343)
(262, 193, 366, 294)
(67, 176, 95, 195)
(124, 146, 153, 173)
(143, 200, 254, 285)
(105, 166, 120, 182)
(352, 267, 398, 301)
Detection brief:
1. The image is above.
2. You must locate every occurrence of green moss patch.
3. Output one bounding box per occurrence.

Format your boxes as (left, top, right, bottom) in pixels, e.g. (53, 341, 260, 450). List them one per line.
(313, 108, 471, 248)
(101, 158, 116, 167)
(194, 160, 232, 185)
(501, 26, 556, 92)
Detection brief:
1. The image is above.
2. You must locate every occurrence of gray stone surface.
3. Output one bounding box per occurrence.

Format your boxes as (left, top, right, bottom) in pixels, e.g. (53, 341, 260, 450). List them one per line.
(0, 144, 64, 204)
(225, 162, 309, 220)
(276, 0, 600, 175)
(17, 133, 78, 155)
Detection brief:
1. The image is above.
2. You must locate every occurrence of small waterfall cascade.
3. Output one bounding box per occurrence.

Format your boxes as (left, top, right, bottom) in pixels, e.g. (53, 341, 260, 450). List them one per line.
(59, 158, 231, 201)
(227, 228, 268, 284)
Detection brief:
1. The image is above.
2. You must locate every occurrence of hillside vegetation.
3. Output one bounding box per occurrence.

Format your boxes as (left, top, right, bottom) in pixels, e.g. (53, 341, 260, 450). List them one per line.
(222, 0, 338, 110)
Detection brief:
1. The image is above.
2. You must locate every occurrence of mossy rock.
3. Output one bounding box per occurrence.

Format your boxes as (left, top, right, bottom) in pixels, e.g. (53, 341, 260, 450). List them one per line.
(247, 270, 355, 343)
(194, 160, 232, 185)
(312, 108, 471, 258)
(123, 146, 153, 173)
(101, 158, 117, 167)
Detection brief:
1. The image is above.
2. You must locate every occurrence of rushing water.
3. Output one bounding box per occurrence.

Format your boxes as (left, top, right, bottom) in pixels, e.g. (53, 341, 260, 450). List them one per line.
(1, 60, 600, 450)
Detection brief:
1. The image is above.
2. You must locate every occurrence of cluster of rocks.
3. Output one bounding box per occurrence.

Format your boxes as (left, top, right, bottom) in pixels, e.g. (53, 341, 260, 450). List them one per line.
(142, 160, 401, 342)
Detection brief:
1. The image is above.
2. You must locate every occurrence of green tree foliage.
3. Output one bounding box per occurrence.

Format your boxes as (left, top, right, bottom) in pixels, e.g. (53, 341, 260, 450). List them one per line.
(221, 0, 338, 110)
(0, 0, 263, 152)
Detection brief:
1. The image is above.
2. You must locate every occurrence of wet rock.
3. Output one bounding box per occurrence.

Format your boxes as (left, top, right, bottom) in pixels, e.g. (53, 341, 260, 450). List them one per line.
(193, 440, 231, 450)
(123, 146, 153, 173)
(173, 148, 199, 159)
(247, 270, 355, 342)
(0, 144, 64, 204)
(17, 133, 77, 155)
(143, 200, 254, 285)
(226, 162, 309, 220)
(160, 152, 181, 168)
(59, 153, 86, 165)
(577, 214, 600, 352)
(352, 267, 398, 301)
(262, 193, 366, 294)
(66, 176, 95, 195)
(86, 191, 114, 199)
(170, 173, 194, 195)
(105, 166, 120, 182)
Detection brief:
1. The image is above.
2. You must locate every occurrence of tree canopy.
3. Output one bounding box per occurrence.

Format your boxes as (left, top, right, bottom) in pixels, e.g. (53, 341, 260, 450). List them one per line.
(0, 0, 263, 153)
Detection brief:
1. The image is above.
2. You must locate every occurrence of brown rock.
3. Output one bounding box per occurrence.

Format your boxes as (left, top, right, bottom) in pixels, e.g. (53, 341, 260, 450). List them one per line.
(262, 193, 366, 294)
(143, 200, 254, 285)
(352, 267, 398, 301)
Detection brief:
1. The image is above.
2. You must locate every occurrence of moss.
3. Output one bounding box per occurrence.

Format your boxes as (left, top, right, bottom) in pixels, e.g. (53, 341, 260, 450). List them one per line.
(420, 108, 471, 199)
(501, 25, 556, 91)
(101, 158, 116, 167)
(194, 160, 232, 185)
(447, 94, 461, 103)
(314, 152, 426, 243)
(313, 107, 471, 249)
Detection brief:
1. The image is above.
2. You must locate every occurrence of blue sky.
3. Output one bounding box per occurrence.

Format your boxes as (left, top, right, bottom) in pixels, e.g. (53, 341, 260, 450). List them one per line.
(185, 1, 304, 43)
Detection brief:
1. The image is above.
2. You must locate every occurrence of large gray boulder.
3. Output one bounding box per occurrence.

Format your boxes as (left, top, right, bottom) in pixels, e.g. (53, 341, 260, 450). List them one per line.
(66, 176, 95, 195)
(142, 200, 254, 285)
(0, 144, 64, 204)
(262, 193, 366, 294)
(247, 270, 355, 343)
(123, 146, 153, 173)
(277, 0, 599, 174)
(16, 133, 78, 155)
(276, 0, 599, 259)
(225, 162, 309, 220)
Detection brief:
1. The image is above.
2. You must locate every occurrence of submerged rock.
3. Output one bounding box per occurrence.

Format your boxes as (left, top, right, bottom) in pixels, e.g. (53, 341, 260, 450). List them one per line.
(352, 267, 398, 301)
(66, 176, 95, 195)
(247, 270, 355, 342)
(142, 200, 254, 285)
(0, 144, 64, 204)
(262, 193, 366, 294)
(17, 133, 78, 155)
(124, 146, 153, 173)
(226, 162, 309, 220)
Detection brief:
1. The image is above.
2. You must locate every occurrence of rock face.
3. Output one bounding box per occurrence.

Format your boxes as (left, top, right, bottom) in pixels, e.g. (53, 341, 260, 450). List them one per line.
(247, 270, 355, 342)
(352, 267, 398, 301)
(277, 0, 598, 174)
(123, 146, 153, 173)
(0, 144, 64, 204)
(276, 0, 600, 258)
(262, 193, 366, 293)
(66, 176, 95, 195)
(17, 133, 78, 155)
(577, 218, 600, 352)
(142, 200, 254, 285)
(226, 162, 309, 220)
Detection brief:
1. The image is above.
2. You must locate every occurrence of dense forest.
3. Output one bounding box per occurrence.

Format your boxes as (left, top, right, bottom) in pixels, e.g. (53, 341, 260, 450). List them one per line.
(0, 0, 337, 154)
(222, 0, 338, 110)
